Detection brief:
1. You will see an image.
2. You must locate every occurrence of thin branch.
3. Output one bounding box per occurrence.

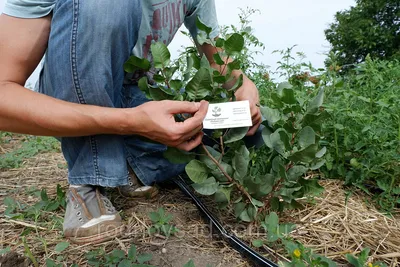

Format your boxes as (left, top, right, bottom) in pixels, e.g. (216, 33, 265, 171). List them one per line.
(218, 136, 225, 161)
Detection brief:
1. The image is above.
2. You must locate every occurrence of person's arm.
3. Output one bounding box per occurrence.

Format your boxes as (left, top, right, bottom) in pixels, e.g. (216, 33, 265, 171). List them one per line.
(199, 43, 262, 136)
(0, 14, 208, 151)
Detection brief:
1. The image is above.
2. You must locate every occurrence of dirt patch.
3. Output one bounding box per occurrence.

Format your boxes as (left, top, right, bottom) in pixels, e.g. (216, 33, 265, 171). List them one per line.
(0, 251, 30, 267)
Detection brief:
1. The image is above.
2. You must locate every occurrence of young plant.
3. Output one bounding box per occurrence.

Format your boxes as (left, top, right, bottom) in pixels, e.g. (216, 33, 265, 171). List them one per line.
(148, 208, 178, 238)
(86, 244, 154, 267)
(0, 135, 60, 169)
(4, 184, 66, 227)
(345, 248, 388, 267)
(124, 18, 327, 223)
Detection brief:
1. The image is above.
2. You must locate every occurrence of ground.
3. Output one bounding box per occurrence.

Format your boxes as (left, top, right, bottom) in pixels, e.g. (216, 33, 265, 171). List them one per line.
(0, 136, 399, 266)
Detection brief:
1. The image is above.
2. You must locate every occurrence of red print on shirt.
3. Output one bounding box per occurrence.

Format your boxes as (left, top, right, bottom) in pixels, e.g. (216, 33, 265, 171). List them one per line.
(142, 0, 188, 58)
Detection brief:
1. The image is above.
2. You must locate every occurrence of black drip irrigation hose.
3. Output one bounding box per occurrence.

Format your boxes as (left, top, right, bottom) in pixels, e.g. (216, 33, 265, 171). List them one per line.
(174, 176, 278, 267)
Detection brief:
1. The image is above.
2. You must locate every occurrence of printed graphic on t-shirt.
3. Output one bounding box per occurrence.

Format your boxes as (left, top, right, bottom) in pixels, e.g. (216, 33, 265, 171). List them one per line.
(141, 1, 188, 58)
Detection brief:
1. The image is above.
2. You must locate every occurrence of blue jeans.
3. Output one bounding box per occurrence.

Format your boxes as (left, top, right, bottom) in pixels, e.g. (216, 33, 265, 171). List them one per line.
(39, 0, 263, 187)
(39, 0, 184, 187)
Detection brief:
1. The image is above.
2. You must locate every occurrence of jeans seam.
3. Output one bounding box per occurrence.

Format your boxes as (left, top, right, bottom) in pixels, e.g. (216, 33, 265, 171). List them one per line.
(71, 0, 100, 182)
(90, 136, 100, 181)
(71, 0, 85, 105)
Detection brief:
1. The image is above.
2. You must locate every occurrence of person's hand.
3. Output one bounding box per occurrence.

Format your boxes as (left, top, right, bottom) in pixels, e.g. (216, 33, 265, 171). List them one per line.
(235, 78, 262, 136)
(134, 100, 209, 151)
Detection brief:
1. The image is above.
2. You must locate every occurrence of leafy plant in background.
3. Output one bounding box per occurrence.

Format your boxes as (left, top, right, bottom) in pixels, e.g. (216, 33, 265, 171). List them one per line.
(321, 56, 400, 211)
(124, 17, 327, 224)
(0, 135, 60, 169)
(4, 184, 66, 227)
(148, 208, 179, 237)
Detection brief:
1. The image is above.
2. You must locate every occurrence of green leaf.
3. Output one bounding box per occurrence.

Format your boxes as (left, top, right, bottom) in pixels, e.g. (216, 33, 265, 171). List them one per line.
(224, 33, 245, 54)
(229, 74, 244, 92)
(310, 159, 326, 170)
(270, 129, 289, 156)
(128, 244, 137, 261)
(192, 177, 219, 196)
(239, 206, 255, 222)
(281, 88, 297, 104)
(138, 77, 151, 99)
(345, 254, 361, 267)
(265, 212, 279, 230)
(279, 187, 302, 202)
(315, 147, 327, 158)
(124, 56, 151, 73)
(118, 259, 132, 267)
(289, 144, 319, 163)
(277, 81, 293, 93)
(183, 259, 196, 267)
(334, 124, 344, 130)
(169, 80, 183, 92)
(251, 198, 264, 207)
(41, 189, 48, 201)
(234, 202, 246, 218)
(307, 88, 324, 113)
(112, 249, 126, 259)
(287, 166, 307, 182)
(186, 67, 212, 100)
(215, 38, 225, 48)
(213, 75, 227, 84)
(196, 17, 212, 35)
(377, 180, 389, 191)
(0, 247, 11, 256)
(200, 55, 211, 69)
(45, 259, 57, 267)
(298, 126, 316, 149)
(137, 253, 153, 264)
(164, 66, 178, 80)
(279, 223, 296, 235)
(54, 242, 69, 253)
(261, 126, 273, 149)
(150, 42, 171, 68)
(152, 74, 165, 83)
(270, 197, 281, 211)
(164, 147, 195, 164)
(299, 178, 324, 196)
(213, 53, 225, 65)
(252, 240, 264, 248)
(199, 146, 221, 169)
(214, 187, 232, 208)
(227, 59, 241, 71)
(211, 161, 233, 183)
(261, 107, 281, 126)
(185, 160, 209, 183)
(232, 145, 250, 181)
(149, 86, 173, 101)
(224, 127, 249, 144)
(148, 211, 160, 223)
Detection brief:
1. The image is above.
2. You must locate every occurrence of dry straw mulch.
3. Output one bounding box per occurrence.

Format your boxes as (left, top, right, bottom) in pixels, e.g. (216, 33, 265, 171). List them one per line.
(283, 180, 400, 266)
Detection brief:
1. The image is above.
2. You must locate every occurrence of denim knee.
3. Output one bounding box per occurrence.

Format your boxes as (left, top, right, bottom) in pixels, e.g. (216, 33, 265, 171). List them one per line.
(41, 0, 142, 107)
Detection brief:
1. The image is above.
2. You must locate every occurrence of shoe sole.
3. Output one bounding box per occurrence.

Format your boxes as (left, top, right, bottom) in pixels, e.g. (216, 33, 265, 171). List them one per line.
(67, 225, 125, 245)
(118, 186, 159, 199)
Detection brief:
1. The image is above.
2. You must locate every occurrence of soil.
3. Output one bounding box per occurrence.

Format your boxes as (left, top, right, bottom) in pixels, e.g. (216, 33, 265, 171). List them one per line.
(0, 251, 30, 267)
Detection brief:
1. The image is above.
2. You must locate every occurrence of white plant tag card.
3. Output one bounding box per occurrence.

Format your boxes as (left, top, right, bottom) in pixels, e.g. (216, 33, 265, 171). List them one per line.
(203, 101, 253, 129)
